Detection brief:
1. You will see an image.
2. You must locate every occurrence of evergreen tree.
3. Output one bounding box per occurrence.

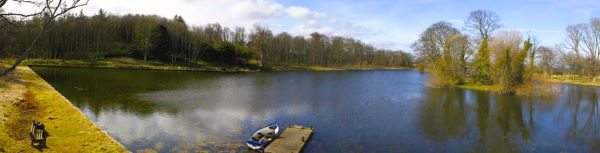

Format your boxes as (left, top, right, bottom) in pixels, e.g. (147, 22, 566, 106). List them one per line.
(474, 38, 492, 85)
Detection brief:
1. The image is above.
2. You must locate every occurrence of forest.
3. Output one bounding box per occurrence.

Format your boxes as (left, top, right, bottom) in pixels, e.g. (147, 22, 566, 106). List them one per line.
(413, 10, 600, 93)
(0, 9, 413, 69)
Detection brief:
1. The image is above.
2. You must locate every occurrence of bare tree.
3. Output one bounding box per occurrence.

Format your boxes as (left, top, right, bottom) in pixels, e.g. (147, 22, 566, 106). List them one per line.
(412, 21, 466, 85)
(564, 24, 587, 77)
(562, 18, 600, 79)
(528, 36, 539, 69)
(565, 24, 585, 57)
(446, 34, 472, 76)
(581, 18, 600, 62)
(248, 24, 273, 66)
(538, 46, 556, 76)
(490, 30, 524, 56)
(579, 18, 600, 78)
(232, 27, 246, 46)
(465, 10, 501, 40)
(412, 21, 460, 63)
(0, 0, 88, 77)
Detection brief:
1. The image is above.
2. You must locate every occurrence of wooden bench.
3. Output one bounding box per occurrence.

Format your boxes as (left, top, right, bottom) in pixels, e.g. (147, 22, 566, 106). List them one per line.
(30, 120, 46, 147)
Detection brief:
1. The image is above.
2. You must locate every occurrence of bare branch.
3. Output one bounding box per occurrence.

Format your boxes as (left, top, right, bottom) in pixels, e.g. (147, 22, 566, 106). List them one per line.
(466, 10, 501, 40)
(0, 0, 45, 17)
(0, 0, 7, 8)
(0, 0, 88, 77)
(0, 12, 42, 17)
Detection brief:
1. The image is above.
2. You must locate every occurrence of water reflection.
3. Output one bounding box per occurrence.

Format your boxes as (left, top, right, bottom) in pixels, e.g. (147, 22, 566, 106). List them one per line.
(417, 83, 599, 152)
(31, 67, 600, 152)
(418, 88, 469, 142)
(563, 85, 600, 151)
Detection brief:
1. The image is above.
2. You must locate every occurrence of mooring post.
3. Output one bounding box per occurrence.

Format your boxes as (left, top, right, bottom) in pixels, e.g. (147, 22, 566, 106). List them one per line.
(302, 136, 305, 142)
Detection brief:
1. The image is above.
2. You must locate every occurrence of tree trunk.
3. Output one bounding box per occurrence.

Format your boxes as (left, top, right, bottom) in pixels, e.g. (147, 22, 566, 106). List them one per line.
(0, 30, 44, 77)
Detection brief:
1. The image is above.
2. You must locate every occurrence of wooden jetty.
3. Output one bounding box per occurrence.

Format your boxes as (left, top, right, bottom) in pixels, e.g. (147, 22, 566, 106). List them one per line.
(265, 125, 313, 153)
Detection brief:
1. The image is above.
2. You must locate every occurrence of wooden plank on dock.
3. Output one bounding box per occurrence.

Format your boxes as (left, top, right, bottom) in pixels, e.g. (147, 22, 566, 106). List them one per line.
(265, 125, 313, 153)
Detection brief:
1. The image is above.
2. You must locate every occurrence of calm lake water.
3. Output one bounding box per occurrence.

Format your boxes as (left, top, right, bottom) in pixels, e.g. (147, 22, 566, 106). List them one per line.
(31, 66, 599, 153)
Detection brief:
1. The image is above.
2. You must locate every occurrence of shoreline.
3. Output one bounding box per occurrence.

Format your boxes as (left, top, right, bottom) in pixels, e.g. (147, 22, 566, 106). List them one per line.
(456, 83, 499, 92)
(543, 79, 600, 86)
(15, 58, 412, 72)
(28, 64, 413, 73)
(0, 66, 128, 152)
(536, 75, 600, 87)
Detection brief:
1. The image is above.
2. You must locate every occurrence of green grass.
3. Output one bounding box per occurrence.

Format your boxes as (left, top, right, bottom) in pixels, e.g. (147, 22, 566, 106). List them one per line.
(0, 65, 128, 152)
(22, 57, 219, 72)
(534, 74, 600, 87)
(267, 65, 410, 71)
(3, 57, 412, 72)
(456, 83, 499, 92)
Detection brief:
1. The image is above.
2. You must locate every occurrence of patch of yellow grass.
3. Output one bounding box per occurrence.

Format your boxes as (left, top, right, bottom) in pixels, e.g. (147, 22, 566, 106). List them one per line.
(4, 58, 411, 73)
(0, 66, 128, 152)
(269, 65, 410, 71)
(22, 58, 211, 72)
(537, 74, 600, 87)
(456, 83, 499, 92)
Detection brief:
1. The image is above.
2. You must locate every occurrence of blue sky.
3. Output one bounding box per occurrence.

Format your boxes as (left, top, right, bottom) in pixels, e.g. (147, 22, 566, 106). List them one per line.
(7, 0, 600, 52)
(275, 0, 600, 51)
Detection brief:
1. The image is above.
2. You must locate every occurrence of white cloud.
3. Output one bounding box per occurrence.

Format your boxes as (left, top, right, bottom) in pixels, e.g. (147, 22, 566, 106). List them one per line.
(537, 0, 600, 18)
(228, 0, 285, 21)
(297, 20, 334, 35)
(84, 0, 368, 40)
(285, 6, 326, 19)
(2, 0, 389, 49)
(294, 19, 376, 42)
(81, 0, 287, 27)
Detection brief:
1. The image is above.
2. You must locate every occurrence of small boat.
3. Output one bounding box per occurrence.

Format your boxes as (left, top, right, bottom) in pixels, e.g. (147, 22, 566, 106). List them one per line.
(245, 123, 280, 150)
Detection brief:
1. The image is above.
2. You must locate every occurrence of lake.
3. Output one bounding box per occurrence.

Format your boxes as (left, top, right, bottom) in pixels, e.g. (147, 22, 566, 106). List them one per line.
(31, 66, 599, 153)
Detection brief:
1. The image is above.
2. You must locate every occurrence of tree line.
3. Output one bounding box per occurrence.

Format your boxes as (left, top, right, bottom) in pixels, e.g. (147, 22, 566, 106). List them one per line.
(0, 9, 413, 68)
(559, 19, 600, 79)
(414, 10, 600, 93)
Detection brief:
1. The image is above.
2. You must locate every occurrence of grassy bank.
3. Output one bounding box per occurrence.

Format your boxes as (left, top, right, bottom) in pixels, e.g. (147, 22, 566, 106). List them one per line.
(268, 65, 410, 71)
(4, 57, 411, 72)
(0, 65, 127, 152)
(456, 83, 499, 92)
(21, 57, 224, 72)
(536, 74, 600, 87)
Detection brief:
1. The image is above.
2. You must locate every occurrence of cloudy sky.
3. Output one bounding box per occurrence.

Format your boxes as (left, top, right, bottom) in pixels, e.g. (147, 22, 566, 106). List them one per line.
(6, 0, 600, 52)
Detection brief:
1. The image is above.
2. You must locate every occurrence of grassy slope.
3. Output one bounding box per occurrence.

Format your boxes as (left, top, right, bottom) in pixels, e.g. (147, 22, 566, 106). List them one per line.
(11, 57, 410, 72)
(23, 57, 221, 72)
(0, 66, 127, 152)
(538, 74, 600, 86)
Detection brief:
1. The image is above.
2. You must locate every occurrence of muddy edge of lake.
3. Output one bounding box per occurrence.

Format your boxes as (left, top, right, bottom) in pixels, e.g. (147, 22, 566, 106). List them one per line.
(0, 66, 128, 152)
